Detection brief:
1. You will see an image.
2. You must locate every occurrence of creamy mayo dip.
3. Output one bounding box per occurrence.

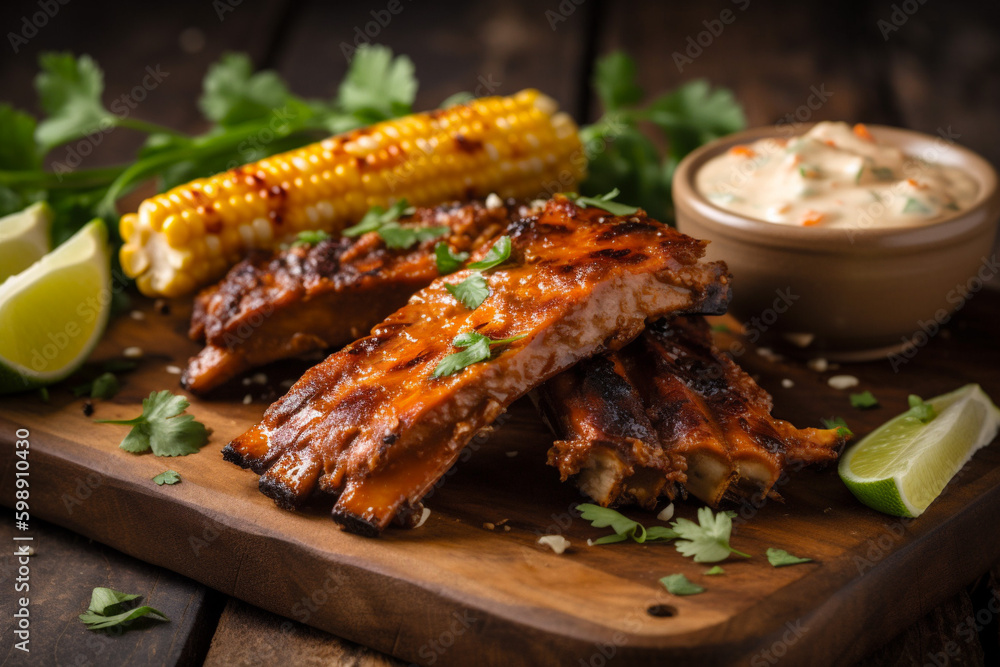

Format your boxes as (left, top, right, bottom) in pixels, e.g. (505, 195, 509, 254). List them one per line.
(696, 122, 978, 228)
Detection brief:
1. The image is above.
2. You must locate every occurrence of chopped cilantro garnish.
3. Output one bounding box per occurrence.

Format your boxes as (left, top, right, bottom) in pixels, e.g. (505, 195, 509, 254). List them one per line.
(821, 416, 853, 438)
(152, 470, 181, 485)
(74, 372, 120, 399)
(766, 547, 812, 567)
(704, 565, 725, 575)
(432, 332, 525, 378)
(565, 188, 640, 216)
(849, 390, 879, 409)
(434, 242, 469, 274)
(672, 506, 750, 563)
(467, 236, 512, 271)
(290, 230, 331, 247)
(906, 394, 936, 423)
(97, 390, 208, 456)
(902, 197, 932, 215)
(78, 587, 169, 631)
(659, 574, 705, 596)
(445, 274, 490, 310)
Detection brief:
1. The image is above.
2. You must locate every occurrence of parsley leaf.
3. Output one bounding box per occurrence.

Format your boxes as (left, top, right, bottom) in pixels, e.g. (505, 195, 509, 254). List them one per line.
(766, 548, 812, 567)
(73, 372, 120, 399)
(97, 390, 208, 456)
(378, 223, 448, 250)
(659, 574, 705, 596)
(152, 470, 181, 486)
(821, 416, 853, 438)
(672, 506, 749, 563)
(434, 242, 469, 274)
(906, 395, 936, 423)
(849, 390, 879, 409)
(446, 274, 490, 310)
(34, 53, 113, 151)
(432, 331, 525, 378)
(467, 236, 512, 270)
(567, 188, 640, 215)
(291, 230, 331, 247)
(338, 45, 417, 121)
(704, 565, 725, 575)
(79, 587, 169, 631)
(576, 504, 678, 544)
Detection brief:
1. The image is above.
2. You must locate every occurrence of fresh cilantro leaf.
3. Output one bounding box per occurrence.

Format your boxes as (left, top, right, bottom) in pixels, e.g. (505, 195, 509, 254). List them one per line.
(849, 391, 879, 409)
(97, 390, 208, 456)
(343, 199, 412, 237)
(440, 91, 475, 108)
(821, 416, 853, 438)
(74, 372, 120, 399)
(766, 548, 812, 567)
(0, 104, 41, 171)
(291, 230, 331, 247)
(338, 45, 416, 120)
(568, 188, 640, 216)
(434, 242, 469, 274)
(672, 506, 750, 563)
(576, 504, 678, 544)
(34, 53, 114, 151)
(592, 51, 643, 112)
(659, 574, 705, 596)
(467, 236, 512, 271)
(378, 222, 448, 250)
(906, 395, 936, 423)
(432, 331, 525, 378)
(152, 470, 181, 485)
(198, 53, 296, 127)
(79, 587, 169, 631)
(704, 565, 725, 575)
(446, 274, 490, 310)
(645, 80, 746, 165)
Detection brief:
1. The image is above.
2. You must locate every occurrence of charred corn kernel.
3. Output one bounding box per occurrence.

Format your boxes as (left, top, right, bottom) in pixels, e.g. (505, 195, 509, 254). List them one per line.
(119, 90, 585, 296)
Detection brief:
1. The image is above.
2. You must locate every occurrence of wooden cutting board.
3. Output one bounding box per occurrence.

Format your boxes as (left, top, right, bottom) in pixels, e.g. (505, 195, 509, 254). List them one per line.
(2, 291, 999, 666)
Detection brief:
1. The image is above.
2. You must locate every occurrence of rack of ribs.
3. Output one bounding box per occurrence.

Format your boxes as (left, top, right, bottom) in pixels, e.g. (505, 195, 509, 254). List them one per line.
(183, 200, 518, 393)
(223, 196, 732, 535)
(538, 315, 845, 508)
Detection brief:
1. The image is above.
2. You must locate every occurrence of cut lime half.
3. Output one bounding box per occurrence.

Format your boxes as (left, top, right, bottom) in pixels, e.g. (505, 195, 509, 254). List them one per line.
(0, 202, 53, 284)
(839, 384, 1000, 517)
(0, 219, 111, 394)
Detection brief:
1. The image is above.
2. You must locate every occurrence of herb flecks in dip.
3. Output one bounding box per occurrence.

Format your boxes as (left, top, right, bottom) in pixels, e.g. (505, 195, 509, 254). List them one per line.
(696, 122, 978, 228)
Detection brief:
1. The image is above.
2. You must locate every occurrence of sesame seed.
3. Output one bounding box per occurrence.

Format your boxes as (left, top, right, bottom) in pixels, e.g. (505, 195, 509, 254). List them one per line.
(251, 373, 268, 385)
(483, 522, 495, 530)
(415, 507, 431, 528)
(129, 310, 145, 321)
(828, 375, 860, 390)
(781, 378, 794, 389)
(657, 503, 675, 522)
(123, 346, 143, 359)
(165, 365, 182, 375)
(538, 535, 570, 555)
(242, 394, 253, 405)
(241, 377, 253, 386)
(807, 357, 828, 372)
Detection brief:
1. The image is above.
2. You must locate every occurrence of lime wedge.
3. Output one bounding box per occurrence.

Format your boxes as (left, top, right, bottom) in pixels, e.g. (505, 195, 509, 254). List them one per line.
(839, 384, 1000, 517)
(0, 202, 53, 284)
(0, 219, 111, 394)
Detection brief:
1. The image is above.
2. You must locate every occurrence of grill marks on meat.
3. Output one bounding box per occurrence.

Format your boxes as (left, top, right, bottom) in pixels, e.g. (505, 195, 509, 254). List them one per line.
(183, 201, 512, 393)
(224, 197, 731, 535)
(540, 316, 844, 508)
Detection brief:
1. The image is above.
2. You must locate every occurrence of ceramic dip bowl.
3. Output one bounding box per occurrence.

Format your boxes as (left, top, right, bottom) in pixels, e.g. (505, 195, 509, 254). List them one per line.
(673, 124, 1000, 360)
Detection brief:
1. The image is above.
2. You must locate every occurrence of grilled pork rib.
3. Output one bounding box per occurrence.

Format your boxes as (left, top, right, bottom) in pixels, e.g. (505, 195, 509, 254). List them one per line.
(540, 316, 844, 508)
(184, 201, 515, 393)
(224, 197, 731, 535)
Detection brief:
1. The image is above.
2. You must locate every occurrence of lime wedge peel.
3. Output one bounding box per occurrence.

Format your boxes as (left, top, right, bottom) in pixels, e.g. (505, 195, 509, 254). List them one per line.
(839, 384, 1000, 517)
(0, 219, 111, 394)
(0, 202, 53, 284)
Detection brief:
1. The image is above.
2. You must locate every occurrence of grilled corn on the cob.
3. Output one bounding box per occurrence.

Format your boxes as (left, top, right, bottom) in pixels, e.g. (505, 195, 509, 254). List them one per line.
(120, 89, 585, 297)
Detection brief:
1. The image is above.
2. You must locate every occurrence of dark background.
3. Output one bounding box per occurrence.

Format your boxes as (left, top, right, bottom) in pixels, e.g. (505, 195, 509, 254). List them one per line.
(2, 0, 999, 168)
(2, 1, 999, 665)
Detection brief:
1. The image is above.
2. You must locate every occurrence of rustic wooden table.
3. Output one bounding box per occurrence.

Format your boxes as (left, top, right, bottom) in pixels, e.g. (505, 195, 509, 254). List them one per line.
(1, 1, 998, 665)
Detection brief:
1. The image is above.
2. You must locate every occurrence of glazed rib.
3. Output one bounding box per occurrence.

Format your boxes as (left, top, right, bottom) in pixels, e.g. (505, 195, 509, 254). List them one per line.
(224, 197, 731, 535)
(183, 201, 513, 393)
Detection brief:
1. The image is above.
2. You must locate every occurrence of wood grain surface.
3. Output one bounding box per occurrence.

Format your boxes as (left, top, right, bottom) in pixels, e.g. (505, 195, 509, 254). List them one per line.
(2, 289, 999, 666)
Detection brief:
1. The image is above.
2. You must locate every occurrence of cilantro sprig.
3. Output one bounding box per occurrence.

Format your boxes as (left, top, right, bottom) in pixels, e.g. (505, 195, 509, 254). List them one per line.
(434, 243, 469, 274)
(97, 390, 208, 456)
(672, 506, 750, 563)
(821, 416, 854, 438)
(0, 45, 418, 245)
(849, 390, 879, 409)
(152, 470, 181, 486)
(659, 574, 705, 596)
(432, 331, 525, 378)
(290, 230, 331, 248)
(576, 504, 678, 544)
(78, 587, 169, 631)
(443, 236, 513, 310)
(906, 394, 936, 423)
(342, 199, 447, 250)
(565, 188, 639, 216)
(579, 52, 746, 222)
(766, 548, 812, 567)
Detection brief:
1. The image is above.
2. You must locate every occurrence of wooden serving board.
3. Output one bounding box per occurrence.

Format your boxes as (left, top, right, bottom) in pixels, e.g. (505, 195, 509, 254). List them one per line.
(2, 291, 1000, 666)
